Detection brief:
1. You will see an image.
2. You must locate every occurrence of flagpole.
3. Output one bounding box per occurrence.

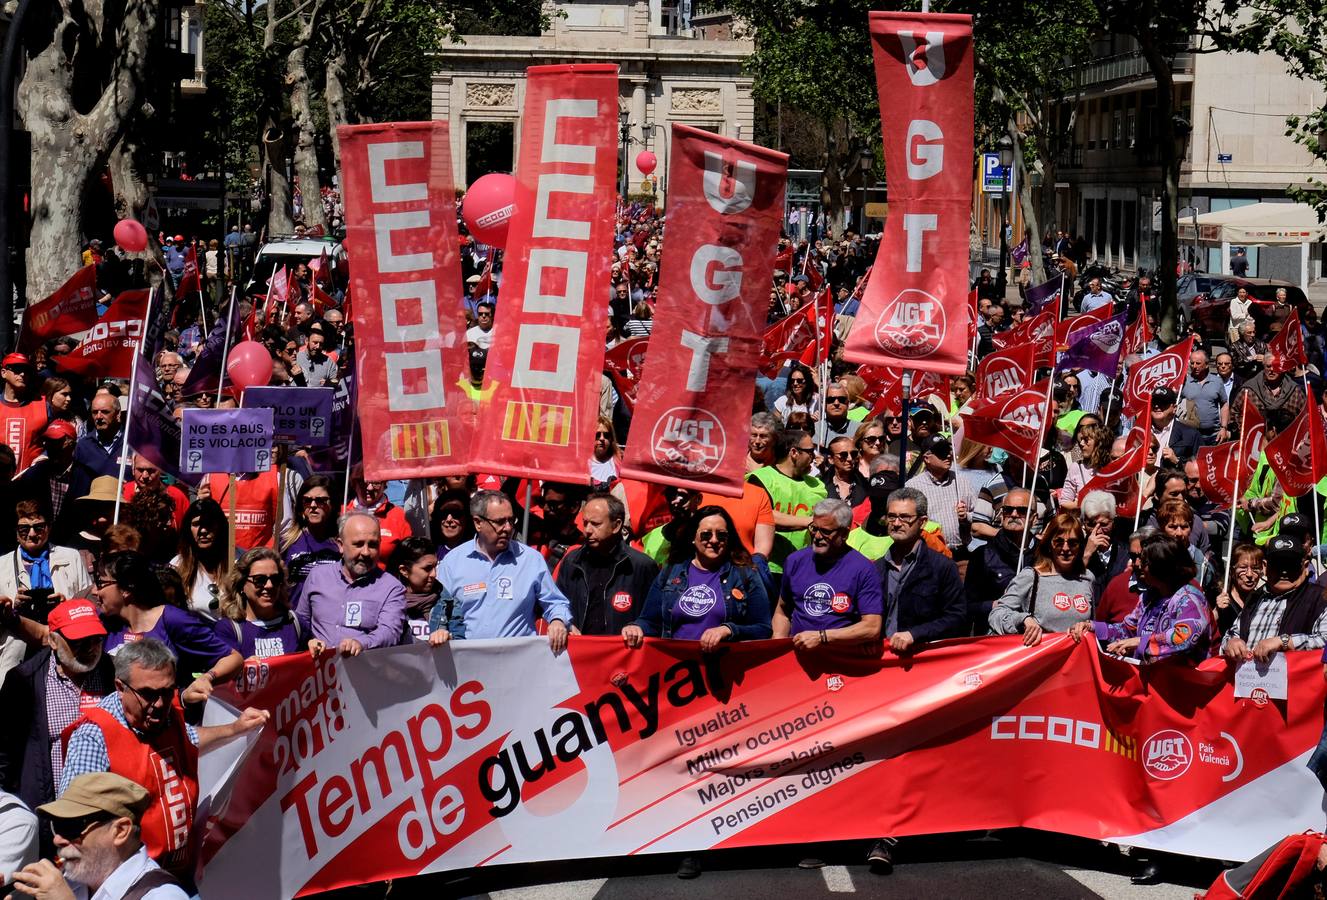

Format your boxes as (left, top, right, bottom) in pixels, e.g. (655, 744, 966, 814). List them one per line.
(216, 285, 236, 406)
(1132, 468, 1145, 532)
(1305, 371, 1323, 575)
(197, 290, 208, 334)
(1016, 375, 1057, 572)
(1221, 400, 1248, 595)
(113, 288, 154, 525)
(341, 399, 358, 510)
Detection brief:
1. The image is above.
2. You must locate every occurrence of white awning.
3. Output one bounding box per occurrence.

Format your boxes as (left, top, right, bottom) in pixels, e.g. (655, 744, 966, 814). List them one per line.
(1177, 202, 1327, 245)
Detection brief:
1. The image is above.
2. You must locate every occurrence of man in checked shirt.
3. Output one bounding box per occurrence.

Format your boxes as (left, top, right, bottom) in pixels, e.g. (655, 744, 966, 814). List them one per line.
(1222, 535, 1327, 662)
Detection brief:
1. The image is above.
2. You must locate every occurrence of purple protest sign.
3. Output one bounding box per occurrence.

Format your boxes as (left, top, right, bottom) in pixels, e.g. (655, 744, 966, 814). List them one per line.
(180, 408, 274, 476)
(242, 386, 334, 446)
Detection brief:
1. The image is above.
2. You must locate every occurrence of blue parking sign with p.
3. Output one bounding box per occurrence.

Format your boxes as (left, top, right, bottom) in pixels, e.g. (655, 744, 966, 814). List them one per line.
(982, 153, 1010, 193)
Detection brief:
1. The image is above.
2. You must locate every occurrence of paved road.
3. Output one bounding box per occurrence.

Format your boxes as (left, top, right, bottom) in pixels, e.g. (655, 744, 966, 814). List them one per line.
(326, 831, 1225, 899)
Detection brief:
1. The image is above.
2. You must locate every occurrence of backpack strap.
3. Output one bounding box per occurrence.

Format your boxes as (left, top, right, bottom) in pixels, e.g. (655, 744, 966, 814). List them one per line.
(120, 866, 181, 900)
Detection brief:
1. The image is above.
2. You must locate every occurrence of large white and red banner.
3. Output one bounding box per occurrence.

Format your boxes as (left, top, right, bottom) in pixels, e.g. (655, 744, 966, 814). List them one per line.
(52, 289, 151, 378)
(621, 125, 787, 497)
(18, 264, 99, 353)
(844, 13, 973, 375)
(198, 637, 1327, 897)
(338, 121, 471, 479)
(469, 65, 619, 483)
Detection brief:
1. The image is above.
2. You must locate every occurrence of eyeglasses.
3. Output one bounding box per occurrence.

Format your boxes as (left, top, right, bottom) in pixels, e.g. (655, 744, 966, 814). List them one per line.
(697, 530, 729, 543)
(48, 813, 112, 843)
(885, 513, 918, 523)
(860, 435, 883, 445)
(119, 680, 174, 708)
(790, 445, 815, 456)
(595, 431, 612, 439)
(95, 578, 117, 591)
(479, 515, 517, 529)
(302, 495, 332, 507)
(788, 378, 807, 385)
(807, 524, 844, 538)
(17, 523, 49, 535)
(1051, 537, 1083, 548)
(831, 451, 859, 461)
(247, 573, 284, 589)
(439, 508, 465, 521)
(1002, 506, 1028, 518)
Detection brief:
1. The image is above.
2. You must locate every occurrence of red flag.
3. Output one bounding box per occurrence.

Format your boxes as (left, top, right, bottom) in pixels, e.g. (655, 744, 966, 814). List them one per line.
(52, 289, 151, 378)
(967, 287, 979, 345)
(1197, 394, 1266, 504)
(843, 13, 973, 375)
(603, 337, 649, 413)
(1123, 335, 1194, 414)
(621, 124, 788, 497)
(473, 255, 493, 299)
(310, 282, 335, 317)
(338, 120, 472, 479)
(975, 343, 1035, 402)
(961, 380, 1051, 465)
(772, 245, 793, 274)
(1123, 310, 1152, 356)
(469, 65, 619, 484)
(264, 267, 289, 324)
(1264, 402, 1327, 498)
(178, 245, 201, 296)
(798, 288, 835, 367)
(1053, 304, 1112, 351)
(992, 309, 1055, 366)
(17, 265, 98, 353)
(1080, 398, 1152, 494)
(1266, 309, 1306, 375)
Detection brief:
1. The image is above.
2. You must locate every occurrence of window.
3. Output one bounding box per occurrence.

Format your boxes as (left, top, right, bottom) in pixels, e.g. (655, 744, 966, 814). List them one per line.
(1123, 200, 1137, 263)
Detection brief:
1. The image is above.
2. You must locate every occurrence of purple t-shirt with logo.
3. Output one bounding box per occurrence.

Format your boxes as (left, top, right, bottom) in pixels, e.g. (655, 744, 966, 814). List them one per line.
(671, 564, 727, 640)
(780, 546, 883, 636)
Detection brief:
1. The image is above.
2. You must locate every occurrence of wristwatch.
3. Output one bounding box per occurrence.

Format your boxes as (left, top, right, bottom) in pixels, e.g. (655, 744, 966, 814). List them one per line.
(1280, 633, 1291, 651)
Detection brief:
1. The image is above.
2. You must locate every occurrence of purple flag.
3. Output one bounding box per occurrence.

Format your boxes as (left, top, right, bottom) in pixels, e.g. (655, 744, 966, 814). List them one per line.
(1058, 311, 1127, 375)
(307, 368, 360, 473)
(128, 287, 202, 485)
(1010, 237, 1029, 267)
(180, 297, 240, 396)
(1024, 273, 1064, 315)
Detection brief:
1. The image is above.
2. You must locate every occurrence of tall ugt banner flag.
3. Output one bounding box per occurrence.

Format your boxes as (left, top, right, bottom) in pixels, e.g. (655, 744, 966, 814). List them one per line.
(621, 124, 788, 496)
(470, 65, 620, 483)
(844, 13, 973, 374)
(338, 121, 471, 479)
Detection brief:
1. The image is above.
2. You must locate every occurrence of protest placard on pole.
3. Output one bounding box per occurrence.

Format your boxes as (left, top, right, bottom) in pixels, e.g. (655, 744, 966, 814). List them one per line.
(241, 386, 334, 446)
(180, 408, 275, 476)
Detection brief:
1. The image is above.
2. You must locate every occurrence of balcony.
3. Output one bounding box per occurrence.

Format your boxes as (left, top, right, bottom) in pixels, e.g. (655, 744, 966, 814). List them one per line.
(1065, 47, 1193, 92)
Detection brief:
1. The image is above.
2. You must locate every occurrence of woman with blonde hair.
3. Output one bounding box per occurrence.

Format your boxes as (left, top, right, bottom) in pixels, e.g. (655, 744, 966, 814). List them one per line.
(990, 511, 1094, 644)
(1060, 421, 1112, 509)
(214, 547, 311, 658)
(854, 418, 886, 480)
(590, 416, 620, 490)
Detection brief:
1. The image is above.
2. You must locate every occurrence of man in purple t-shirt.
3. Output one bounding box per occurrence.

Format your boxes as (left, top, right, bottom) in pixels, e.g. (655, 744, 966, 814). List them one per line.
(772, 498, 882, 649)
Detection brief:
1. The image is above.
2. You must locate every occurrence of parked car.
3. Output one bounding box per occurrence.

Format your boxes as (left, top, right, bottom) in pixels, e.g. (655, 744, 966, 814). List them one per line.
(246, 235, 346, 299)
(1188, 276, 1312, 345)
(1177, 272, 1220, 315)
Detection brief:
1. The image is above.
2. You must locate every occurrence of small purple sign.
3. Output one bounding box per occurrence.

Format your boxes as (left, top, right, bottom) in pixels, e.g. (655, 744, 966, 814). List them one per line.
(181, 408, 274, 475)
(242, 386, 334, 446)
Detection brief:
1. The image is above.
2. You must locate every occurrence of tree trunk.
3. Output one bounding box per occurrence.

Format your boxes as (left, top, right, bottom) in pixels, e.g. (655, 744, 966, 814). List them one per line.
(18, 0, 158, 300)
(288, 44, 327, 230)
(109, 124, 151, 222)
(1138, 35, 1181, 343)
(1011, 122, 1046, 288)
(324, 49, 350, 168)
(264, 123, 295, 236)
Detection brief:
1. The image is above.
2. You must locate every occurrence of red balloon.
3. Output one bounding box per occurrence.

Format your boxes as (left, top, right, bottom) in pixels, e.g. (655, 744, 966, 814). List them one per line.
(113, 219, 147, 253)
(461, 173, 516, 248)
(636, 150, 658, 176)
(226, 341, 273, 391)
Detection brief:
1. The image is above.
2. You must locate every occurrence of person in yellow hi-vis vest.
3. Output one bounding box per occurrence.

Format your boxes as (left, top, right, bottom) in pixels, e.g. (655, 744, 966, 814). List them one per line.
(1237, 454, 1291, 545)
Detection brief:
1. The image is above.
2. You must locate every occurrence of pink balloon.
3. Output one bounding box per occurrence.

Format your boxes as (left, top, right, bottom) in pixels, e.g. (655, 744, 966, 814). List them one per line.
(113, 219, 147, 253)
(636, 150, 657, 176)
(461, 173, 516, 248)
(226, 341, 273, 391)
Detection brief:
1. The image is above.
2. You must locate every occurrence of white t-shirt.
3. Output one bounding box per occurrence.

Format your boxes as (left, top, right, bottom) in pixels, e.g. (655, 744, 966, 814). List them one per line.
(170, 554, 219, 613)
(466, 325, 493, 350)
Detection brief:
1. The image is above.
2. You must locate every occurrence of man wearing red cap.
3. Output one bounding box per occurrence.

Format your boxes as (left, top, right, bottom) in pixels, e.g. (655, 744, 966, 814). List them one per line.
(0, 353, 47, 471)
(0, 599, 112, 855)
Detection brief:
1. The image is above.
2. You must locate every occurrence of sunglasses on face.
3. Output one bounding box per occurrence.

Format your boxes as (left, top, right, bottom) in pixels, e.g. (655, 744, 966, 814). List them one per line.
(17, 523, 49, 535)
(788, 378, 807, 385)
(860, 435, 882, 445)
(47, 813, 112, 843)
(302, 496, 331, 507)
(1051, 537, 1083, 549)
(119, 680, 174, 708)
(697, 530, 729, 543)
(247, 573, 284, 589)
(439, 508, 465, 521)
(595, 432, 612, 439)
(826, 396, 848, 404)
(832, 451, 859, 461)
(807, 524, 844, 538)
(1002, 506, 1028, 518)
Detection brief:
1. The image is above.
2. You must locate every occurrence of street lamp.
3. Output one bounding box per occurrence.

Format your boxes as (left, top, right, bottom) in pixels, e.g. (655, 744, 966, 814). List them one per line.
(858, 146, 873, 234)
(995, 134, 1014, 296)
(618, 112, 633, 200)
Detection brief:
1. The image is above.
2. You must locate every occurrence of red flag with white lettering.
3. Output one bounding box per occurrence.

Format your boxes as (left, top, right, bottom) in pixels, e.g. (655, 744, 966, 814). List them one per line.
(603, 337, 649, 413)
(1123, 309, 1152, 356)
(263, 266, 288, 324)
(992, 309, 1055, 366)
(621, 124, 788, 496)
(1080, 399, 1152, 495)
(798, 287, 835, 367)
(1266, 309, 1307, 375)
(1123, 335, 1194, 414)
(975, 343, 1035, 402)
(17, 265, 99, 353)
(843, 13, 973, 375)
(961, 380, 1051, 465)
(52, 289, 151, 378)
(337, 120, 472, 479)
(1264, 402, 1327, 498)
(1196, 394, 1266, 504)
(469, 65, 620, 483)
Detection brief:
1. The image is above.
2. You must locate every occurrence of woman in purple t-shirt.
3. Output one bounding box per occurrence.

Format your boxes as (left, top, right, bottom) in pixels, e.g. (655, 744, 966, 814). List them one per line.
(281, 475, 340, 590)
(214, 547, 313, 659)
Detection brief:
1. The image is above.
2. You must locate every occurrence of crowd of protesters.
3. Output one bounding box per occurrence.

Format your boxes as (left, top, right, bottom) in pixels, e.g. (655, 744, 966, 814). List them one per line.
(0, 190, 1325, 895)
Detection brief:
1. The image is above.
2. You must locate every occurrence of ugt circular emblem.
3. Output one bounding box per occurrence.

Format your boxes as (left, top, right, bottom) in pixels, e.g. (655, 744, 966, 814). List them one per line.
(651, 408, 726, 476)
(873, 288, 947, 359)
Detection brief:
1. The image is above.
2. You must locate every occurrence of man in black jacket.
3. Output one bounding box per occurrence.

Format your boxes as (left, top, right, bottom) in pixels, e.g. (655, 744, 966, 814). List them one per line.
(964, 488, 1033, 634)
(0, 599, 113, 855)
(554, 493, 659, 636)
(1151, 387, 1201, 464)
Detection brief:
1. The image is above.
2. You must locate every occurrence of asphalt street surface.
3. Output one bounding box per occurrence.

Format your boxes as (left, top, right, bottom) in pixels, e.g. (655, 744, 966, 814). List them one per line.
(316, 830, 1226, 899)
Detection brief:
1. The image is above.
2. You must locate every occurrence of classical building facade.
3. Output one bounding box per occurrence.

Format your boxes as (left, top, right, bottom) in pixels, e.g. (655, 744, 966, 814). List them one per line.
(430, 0, 754, 201)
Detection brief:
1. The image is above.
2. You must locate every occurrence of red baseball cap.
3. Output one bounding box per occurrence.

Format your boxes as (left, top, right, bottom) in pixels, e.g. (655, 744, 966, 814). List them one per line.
(1, 352, 31, 368)
(47, 600, 106, 640)
(43, 420, 78, 441)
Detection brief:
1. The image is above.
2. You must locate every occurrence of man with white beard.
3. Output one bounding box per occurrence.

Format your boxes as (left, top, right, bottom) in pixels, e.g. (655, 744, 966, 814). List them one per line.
(5, 772, 187, 899)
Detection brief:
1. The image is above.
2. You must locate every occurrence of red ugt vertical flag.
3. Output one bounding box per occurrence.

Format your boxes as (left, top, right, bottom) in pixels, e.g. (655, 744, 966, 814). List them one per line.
(338, 121, 472, 479)
(844, 13, 973, 375)
(470, 65, 620, 483)
(1197, 394, 1266, 504)
(1266, 309, 1307, 375)
(621, 124, 788, 496)
(1265, 401, 1327, 498)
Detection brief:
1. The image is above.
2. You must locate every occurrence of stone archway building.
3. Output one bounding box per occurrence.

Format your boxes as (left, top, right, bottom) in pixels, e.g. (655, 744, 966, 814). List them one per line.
(431, 0, 754, 203)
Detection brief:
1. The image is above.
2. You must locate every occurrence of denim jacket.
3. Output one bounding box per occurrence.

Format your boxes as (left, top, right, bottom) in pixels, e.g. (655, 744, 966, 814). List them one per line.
(636, 560, 772, 641)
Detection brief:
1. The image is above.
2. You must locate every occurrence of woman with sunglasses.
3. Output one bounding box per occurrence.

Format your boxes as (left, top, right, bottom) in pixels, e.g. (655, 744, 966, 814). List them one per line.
(774, 363, 820, 422)
(989, 512, 1095, 645)
(624, 505, 772, 649)
(281, 475, 340, 590)
(825, 436, 868, 508)
(430, 489, 475, 563)
(94, 550, 243, 700)
(589, 417, 620, 491)
(171, 499, 233, 613)
(1214, 543, 1264, 636)
(215, 548, 311, 658)
(854, 418, 886, 480)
